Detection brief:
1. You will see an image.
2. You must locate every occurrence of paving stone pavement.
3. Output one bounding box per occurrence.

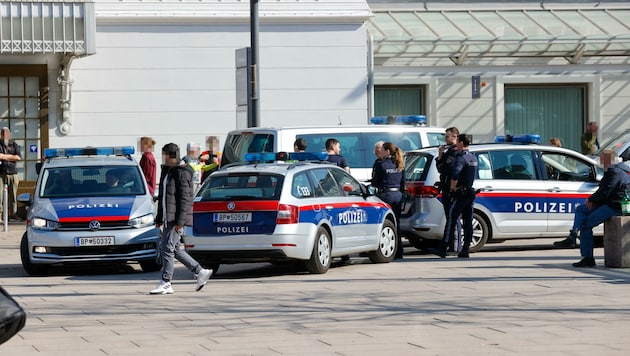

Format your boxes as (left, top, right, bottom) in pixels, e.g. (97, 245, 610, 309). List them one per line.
(1, 223, 629, 355)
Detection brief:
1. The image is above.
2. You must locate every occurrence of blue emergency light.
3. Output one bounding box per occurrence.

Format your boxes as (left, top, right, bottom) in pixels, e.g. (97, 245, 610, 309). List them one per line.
(244, 153, 278, 162)
(44, 146, 135, 159)
(494, 134, 541, 144)
(289, 152, 328, 161)
(370, 115, 427, 126)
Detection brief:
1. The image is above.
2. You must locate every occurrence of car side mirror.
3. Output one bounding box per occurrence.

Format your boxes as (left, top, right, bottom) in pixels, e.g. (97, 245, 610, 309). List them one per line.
(35, 162, 42, 175)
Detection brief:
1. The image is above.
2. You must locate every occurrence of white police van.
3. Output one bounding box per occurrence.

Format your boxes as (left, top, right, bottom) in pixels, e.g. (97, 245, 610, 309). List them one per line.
(185, 151, 398, 274)
(19, 146, 161, 275)
(221, 115, 446, 182)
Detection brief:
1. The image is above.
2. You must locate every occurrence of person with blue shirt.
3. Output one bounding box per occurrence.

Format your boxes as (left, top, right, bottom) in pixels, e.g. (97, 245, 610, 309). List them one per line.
(432, 134, 478, 258)
(372, 142, 405, 259)
(325, 138, 350, 173)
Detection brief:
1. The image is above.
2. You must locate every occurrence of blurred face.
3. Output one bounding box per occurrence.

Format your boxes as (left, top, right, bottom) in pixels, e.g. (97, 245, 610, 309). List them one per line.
(589, 123, 598, 133)
(445, 131, 458, 145)
(162, 151, 180, 167)
(1, 130, 10, 141)
(374, 143, 384, 158)
(332, 142, 341, 154)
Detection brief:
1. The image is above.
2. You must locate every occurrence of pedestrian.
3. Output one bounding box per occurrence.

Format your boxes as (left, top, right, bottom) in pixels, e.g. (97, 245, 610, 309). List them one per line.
(139, 136, 157, 197)
(549, 137, 562, 147)
(436, 127, 461, 252)
(553, 150, 630, 267)
(372, 142, 405, 259)
(432, 134, 478, 258)
(371, 140, 384, 181)
(198, 150, 219, 183)
(184, 142, 203, 192)
(150, 143, 212, 295)
(293, 138, 307, 152)
(325, 138, 350, 173)
(580, 121, 599, 155)
(0, 127, 22, 221)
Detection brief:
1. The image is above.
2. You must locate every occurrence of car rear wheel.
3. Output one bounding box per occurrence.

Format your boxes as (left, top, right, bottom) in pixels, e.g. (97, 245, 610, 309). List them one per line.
(469, 212, 490, 253)
(20, 233, 50, 276)
(305, 227, 331, 274)
(369, 219, 397, 263)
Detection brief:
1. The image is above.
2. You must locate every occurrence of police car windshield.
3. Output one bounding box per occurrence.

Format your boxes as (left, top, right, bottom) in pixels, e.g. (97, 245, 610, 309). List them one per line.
(197, 173, 283, 201)
(40, 166, 146, 198)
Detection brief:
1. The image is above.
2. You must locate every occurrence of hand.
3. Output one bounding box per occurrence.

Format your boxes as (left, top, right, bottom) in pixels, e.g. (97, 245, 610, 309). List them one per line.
(175, 225, 184, 235)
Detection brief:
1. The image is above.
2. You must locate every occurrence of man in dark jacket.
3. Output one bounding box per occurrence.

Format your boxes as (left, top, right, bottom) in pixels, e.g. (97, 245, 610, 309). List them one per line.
(150, 143, 212, 295)
(556, 150, 630, 267)
(0, 127, 21, 220)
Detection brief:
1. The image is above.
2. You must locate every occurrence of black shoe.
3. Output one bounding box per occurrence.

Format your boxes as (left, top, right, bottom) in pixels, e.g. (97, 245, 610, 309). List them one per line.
(572, 257, 596, 268)
(457, 252, 469, 258)
(553, 237, 576, 248)
(428, 247, 446, 259)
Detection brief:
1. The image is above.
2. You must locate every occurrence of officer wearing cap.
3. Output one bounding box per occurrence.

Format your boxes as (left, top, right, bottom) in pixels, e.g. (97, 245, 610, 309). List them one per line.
(372, 141, 405, 259)
(433, 134, 478, 258)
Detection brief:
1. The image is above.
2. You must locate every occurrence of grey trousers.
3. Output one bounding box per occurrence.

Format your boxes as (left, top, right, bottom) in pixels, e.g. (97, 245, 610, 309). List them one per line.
(160, 224, 202, 282)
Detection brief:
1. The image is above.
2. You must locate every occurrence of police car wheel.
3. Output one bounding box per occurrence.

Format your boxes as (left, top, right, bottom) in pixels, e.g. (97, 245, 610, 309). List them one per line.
(369, 219, 397, 263)
(305, 227, 332, 274)
(139, 259, 162, 272)
(20, 233, 51, 276)
(469, 212, 490, 253)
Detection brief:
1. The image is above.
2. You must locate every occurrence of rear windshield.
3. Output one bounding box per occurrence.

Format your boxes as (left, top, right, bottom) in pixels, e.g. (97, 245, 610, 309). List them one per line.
(197, 173, 283, 201)
(40, 166, 146, 198)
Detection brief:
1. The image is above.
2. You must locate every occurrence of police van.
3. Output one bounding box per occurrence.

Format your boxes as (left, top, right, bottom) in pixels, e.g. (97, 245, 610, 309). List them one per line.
(221, 115, 446, 182)
(19, 146, 161, 275)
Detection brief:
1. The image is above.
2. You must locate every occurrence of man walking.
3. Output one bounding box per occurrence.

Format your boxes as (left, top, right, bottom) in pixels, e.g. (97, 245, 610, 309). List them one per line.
(0, 127, 22, 220)
(150, 143, 212, 294)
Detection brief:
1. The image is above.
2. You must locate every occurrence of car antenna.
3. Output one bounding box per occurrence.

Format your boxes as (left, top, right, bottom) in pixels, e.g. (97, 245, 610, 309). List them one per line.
(338, 115, 343, 125)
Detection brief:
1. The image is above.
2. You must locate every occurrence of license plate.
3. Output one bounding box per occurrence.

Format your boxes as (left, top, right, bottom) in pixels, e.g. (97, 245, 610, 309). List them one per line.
(75, 236, 115, 247)
(213, 212, 252, 223)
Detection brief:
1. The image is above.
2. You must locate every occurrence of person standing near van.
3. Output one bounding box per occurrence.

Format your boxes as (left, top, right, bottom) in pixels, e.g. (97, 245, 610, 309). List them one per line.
(294, 138, 307, 152)
(372, 142, 405, 260)
(325, 138, 350, 173)
(150, 143, 212, 295)
(0, 127, 21, 221)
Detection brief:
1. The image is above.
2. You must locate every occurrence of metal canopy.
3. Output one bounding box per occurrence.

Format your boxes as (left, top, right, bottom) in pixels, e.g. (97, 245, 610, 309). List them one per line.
(366, 8, 630, 64)
(0, 1, 95, 55)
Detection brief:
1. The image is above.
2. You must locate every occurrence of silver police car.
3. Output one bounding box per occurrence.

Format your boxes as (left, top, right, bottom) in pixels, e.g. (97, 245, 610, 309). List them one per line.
(20, 147, 161, 275)
(401, 135, 604, 252)
(185, 152, 398, 274)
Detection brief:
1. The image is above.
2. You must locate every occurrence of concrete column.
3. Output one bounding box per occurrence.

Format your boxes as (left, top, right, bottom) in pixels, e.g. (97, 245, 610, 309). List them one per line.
(604, 216, 630, 268)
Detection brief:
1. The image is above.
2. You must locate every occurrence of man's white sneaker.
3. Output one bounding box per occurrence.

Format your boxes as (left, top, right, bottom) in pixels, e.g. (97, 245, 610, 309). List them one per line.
(150, 280, 174, 295)
(195, 269, 212, 291)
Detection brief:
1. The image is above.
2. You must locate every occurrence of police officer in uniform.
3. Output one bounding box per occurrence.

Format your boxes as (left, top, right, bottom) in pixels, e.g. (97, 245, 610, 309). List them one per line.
(433, 134, 478, 258)
(372, 142, 405, 259)
(436, 127, 460, 252)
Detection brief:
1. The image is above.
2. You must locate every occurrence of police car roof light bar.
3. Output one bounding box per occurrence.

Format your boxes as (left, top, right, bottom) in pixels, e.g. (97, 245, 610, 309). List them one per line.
(243, 152, 277, 162)
(289, 152, 328, 161)
(370, 115, 427, 126)
(494, 134, 541, 144)
(44, 146, 135, 159)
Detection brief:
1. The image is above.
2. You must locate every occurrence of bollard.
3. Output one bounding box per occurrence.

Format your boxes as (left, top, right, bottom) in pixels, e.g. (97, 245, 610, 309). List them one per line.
(3, 183, 7, 232)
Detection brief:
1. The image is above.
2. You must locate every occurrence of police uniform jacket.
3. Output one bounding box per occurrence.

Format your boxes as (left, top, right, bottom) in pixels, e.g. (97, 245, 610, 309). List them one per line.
(373, 157, 405, 196)
(450, 150, 478, 191)
(155, 163, 194, 227)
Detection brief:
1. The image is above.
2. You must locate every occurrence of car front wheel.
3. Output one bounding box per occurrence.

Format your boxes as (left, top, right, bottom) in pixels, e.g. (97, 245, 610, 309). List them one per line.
(20, 233, 50, 276)
(305, 227, 332, 274)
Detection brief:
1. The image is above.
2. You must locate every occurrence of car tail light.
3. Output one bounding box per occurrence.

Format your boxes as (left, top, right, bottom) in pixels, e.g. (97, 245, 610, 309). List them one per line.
(277, 204, 299, 224)
(406, 182, 439, 198)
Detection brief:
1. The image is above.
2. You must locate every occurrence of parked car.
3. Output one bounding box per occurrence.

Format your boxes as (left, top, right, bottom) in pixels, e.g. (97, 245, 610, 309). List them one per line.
(592, 129, 630, 162)
(185, 152, 398, 274)
(220, 115, 446, 182)
(19, 146, 161, 275)
(400, 136, 604, 252)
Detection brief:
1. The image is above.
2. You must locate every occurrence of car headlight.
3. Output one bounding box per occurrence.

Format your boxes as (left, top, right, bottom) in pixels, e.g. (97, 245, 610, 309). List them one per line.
(129, 214, 154, 228)
(31, 217, 59, 230)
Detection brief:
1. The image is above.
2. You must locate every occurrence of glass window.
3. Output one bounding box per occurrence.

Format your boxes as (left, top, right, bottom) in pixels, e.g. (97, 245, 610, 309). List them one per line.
(489, 150, 536, 180)
(404, 154, 431, 182)
(292, 172, 314, 199)
(308, 168, 341, 197)
(476, 152, 492, 180)
(374, 86, 424, 117)
(40, 165, 146, 198)
(330, 169, 362, 196)
(197, 173, 283, 201)
(541, 153, 594, 182)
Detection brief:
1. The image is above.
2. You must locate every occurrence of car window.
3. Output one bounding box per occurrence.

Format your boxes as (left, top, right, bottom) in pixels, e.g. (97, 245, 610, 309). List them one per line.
(329, 168, 363, 196)
(404, 154, 431, 182)
(198, 173, 282, 201)
(308, 168, 341, 197)
(292, 171, 315, 198)
(541, 152, 593, 181)
(426, 132, 446, 147)
(40, 166, 145, 198)
(488, 150, 536, 180)
(221, 133, 275, 166)
(476, 153, 493, 179)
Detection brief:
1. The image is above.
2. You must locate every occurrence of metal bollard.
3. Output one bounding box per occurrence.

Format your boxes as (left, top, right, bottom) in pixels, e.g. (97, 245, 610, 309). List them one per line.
(3, 184, 7, 232)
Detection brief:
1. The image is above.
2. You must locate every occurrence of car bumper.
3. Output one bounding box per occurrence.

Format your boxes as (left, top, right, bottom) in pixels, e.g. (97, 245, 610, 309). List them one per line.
(26, 226, 160, 264)
(399, 198, 445, 241)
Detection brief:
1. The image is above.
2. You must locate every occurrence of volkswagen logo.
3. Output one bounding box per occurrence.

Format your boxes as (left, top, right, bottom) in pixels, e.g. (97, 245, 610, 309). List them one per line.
(227, 202, 236, 211)
(89, 220, 101, 231)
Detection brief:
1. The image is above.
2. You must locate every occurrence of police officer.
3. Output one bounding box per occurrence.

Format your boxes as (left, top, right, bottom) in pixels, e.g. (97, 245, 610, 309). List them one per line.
(436, 127, 460, 252)
(372, 142, 405, 259)
(434, 134, 478, 258)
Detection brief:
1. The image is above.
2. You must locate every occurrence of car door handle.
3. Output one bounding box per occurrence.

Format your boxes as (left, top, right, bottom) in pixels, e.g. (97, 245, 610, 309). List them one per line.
(481, 186, 493, 192)
(548, 187, 562, 192)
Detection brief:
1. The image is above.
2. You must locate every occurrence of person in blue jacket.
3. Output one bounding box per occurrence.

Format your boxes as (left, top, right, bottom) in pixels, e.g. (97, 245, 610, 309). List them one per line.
(372, 142, 405, 259)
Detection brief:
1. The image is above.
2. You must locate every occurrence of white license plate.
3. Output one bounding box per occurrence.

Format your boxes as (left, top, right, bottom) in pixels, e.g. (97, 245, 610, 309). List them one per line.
(213, 212, 252, 223)
(75, 236, 115, 247)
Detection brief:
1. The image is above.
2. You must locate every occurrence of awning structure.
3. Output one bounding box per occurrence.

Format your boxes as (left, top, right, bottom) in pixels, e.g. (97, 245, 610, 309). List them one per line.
(366, 8, 630, 65)
(0, 1, 95, 54)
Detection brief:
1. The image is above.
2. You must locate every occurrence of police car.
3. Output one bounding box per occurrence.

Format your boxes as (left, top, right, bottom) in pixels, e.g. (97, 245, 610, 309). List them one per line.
(20, 147, 161, 275)
(184, 152, 398, 274)
(400, 135, 604, 252)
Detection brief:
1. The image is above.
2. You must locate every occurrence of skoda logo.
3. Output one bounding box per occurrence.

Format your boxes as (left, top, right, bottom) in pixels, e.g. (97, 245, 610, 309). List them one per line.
(89, 220, 101, 231)
(227, 202, 236, 211)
